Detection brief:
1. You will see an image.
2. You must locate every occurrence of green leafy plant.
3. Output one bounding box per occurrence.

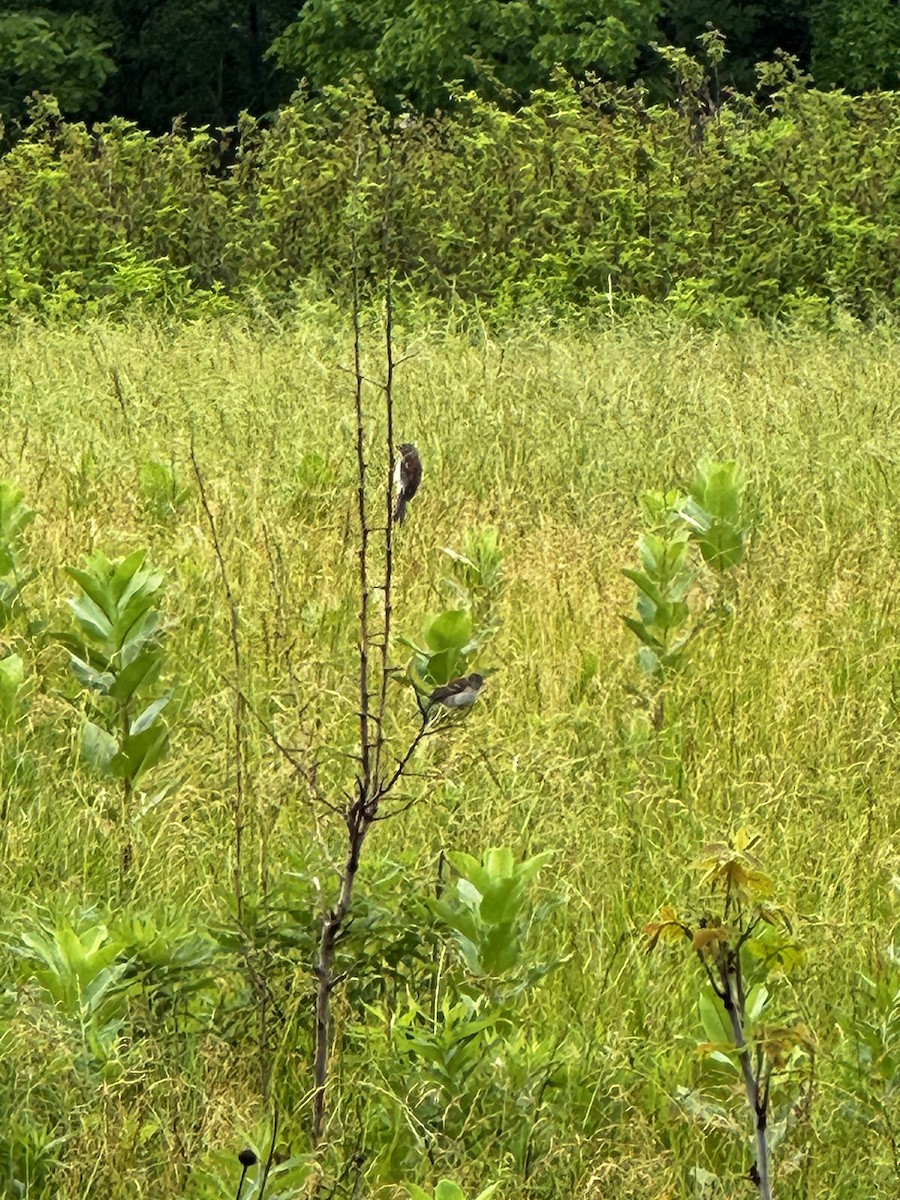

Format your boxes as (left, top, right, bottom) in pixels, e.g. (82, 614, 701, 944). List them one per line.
(441, 527, 504, 637)
(0, 481, 35, 631)
(622, 527, 695, 680)
(406, 609, 483, 693)
(406, 1177, 499, 1200)
(137, 459, 192, 524)
(5, 917, 129, 1067)
(677, 459, 749, 573)
(622, 461, 752, 721)
(434, 847, 555, 984)
(646, 832, 813, 1200)
(60, 550, 172, 840)
(354, 848, 558, 1179)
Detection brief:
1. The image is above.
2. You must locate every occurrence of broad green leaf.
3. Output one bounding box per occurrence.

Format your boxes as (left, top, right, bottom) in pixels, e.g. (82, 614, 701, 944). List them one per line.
(692, 461, 744, 525)
(698, 985, 734, 1049)
(68, 594, 114, 644)
(677, 496, 713, 536)
(446, 850, 491, 897)
(622, 616, 662, 649)
(480, 877, 518, 925)
(697, 523, 746, 572)
(424, 610, 473, 652)
(635, 590, 658, 627)
(69, 653, 115, 693)
(130, 694, 170, 736)
(479, 923, 521, 973)
(110, 549, 148, 601)
(638, 532, 664, 574)
(0, 653, 24, 692)
(745, 983, 769, 1026)
(621, 568, 663, 606)
(109, 723, 169, 781)
(433, 1183, 466, 1200)
(483, 847, 515, 881)
(67, 565, 115, 622)
(81, 720, 118, 772)
(107, 643, 163, 700)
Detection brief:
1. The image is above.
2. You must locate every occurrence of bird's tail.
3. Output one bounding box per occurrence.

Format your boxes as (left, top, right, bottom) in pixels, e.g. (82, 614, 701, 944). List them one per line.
(393, 496, 406, 524)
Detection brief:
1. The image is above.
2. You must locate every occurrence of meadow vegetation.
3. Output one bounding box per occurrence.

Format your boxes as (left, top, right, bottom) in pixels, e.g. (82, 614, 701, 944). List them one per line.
(0, 313, 897, 1197)
(5, 64, 900, 325)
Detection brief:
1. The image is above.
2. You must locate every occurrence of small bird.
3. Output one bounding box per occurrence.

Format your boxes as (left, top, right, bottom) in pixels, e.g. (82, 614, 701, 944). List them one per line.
(393, 442, 422, 524)
(428, 673, 485, 712)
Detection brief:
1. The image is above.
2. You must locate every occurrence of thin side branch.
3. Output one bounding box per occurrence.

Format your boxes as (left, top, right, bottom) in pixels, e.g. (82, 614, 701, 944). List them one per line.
(190, 436, 246, 923)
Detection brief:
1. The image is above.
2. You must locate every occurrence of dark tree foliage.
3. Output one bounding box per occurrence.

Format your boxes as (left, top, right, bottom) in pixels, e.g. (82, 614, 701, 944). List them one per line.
(655, 1, 812, 93)
(2, 0, 900, 133)
(271, 0, 664, 112)
(2, 1, 301, 131)
(811, 0, 900, 91)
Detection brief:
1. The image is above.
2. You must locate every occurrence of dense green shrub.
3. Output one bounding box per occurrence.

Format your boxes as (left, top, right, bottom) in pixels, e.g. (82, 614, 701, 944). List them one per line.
(4, 67, 900, 321)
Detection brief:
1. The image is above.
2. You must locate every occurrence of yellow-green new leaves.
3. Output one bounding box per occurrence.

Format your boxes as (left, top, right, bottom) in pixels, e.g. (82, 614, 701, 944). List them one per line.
(697, 828, 773, 904)
(644, 904, 691, 950)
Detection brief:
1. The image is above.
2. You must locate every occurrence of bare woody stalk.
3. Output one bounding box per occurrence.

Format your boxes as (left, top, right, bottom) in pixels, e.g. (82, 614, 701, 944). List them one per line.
(311, 253, 429, 1145)
(697, 928, 772, 1200)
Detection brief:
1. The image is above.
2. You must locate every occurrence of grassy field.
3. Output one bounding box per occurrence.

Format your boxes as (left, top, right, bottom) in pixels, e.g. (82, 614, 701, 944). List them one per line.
(0, 314, 898, 1198)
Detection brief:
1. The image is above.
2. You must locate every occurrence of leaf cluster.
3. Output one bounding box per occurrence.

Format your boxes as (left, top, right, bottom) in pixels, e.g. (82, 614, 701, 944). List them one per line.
(60, 550, 171, 784)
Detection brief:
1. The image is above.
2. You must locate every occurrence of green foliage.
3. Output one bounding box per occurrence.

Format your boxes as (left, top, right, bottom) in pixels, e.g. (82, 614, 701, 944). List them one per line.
(406, 608, 481, 691)
(0, 319, 898, 1197)
(0, 8, 114, 121)
(812, 0, 900, 91)
(61, 550, 171, 789)
(0, 102, 238, 317)
(647, 833, 813, 1193)
(5, 917, 128, 1064)
(9, 69, 900, 319)
(441, 527, 504, 637)
(272, 0, 661, 111)
(434, 847, 555, 982)
(623, 461, 751, 686)
(0, 481, 36, 630)
(623, 529, 694, 678)
(678, 459, 749, 571)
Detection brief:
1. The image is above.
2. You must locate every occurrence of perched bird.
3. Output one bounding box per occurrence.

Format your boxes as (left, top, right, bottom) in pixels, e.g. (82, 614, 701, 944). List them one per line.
(428, 673, 485, 712)
(393, 442, 422, 524)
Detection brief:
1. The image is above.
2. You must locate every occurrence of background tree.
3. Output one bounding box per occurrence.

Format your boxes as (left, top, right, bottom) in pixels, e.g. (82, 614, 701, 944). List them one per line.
(1, 1, 300, 131)
(271, 0, 664, 112)
(653, 1, 811, 93)
(811, 0, 900, 91)
(0, 7, 114, 123)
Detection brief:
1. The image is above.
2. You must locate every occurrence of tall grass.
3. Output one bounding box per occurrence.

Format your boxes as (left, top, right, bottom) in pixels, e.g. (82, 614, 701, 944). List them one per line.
(0, 313, 897, 1197)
